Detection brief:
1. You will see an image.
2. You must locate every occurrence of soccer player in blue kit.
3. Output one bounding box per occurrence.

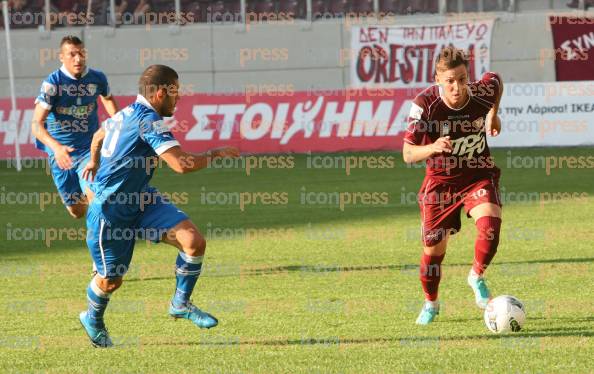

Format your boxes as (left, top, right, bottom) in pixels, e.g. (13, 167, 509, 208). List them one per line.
(31, 35, 119, 218)
(78, 64, 239, 347)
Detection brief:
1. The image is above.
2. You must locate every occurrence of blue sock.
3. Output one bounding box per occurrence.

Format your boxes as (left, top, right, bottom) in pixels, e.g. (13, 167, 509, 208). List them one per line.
(86, 280, 111, 329)
(172, 252, 203, 308)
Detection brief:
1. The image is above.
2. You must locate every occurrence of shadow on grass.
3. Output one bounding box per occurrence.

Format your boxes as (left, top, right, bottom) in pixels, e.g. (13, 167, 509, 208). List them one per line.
(146, 329, 593, 348)
(123, 257, 594, 282)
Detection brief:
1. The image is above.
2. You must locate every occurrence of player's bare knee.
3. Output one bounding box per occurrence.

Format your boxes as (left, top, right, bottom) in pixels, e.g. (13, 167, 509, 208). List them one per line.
(67, 204, 86, 219)
(183, 233, 206, 257)
(95, 276, 123, 293)
(423, 238, 448, 256)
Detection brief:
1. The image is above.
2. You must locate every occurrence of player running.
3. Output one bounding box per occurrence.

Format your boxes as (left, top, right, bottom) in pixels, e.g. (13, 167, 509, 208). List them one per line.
(402, 46, 504, 325)
(78, 64, 239, 347)
(31, 35, 118, 219)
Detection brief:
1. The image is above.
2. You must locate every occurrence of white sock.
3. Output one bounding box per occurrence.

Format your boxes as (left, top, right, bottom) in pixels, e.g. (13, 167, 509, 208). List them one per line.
(425, 300, 439, 309)
(469, 268, 481, 279)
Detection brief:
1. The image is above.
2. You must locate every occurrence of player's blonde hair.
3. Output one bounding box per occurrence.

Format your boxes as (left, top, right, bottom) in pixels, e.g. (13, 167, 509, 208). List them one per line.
(435, 46, 469, 74)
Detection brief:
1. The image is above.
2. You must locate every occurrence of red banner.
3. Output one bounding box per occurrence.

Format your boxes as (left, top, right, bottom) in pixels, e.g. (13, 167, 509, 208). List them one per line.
(0, 89, 416, 159)
(549, 16, 594, 81)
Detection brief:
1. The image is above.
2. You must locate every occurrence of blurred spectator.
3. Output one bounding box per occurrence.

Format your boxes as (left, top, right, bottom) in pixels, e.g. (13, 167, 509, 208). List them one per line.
(402, 0, 438, 14)
(247, 0, 275, 21)
(208, 0, 241, 23)
(352, 0, 374, 14)
(131, 0, 151, 23)
(79, 0, 108, 25)
(113, 0, 130, 24)
(152, 0, 174, 13)
(312, 0, 326, 18)
(52, 0, 77, 26)
(567, 0, 594, 9)
(278, 0, 306, 19)
(328, 0, 350, 16)
(380, 0, 406, 14)
(8, 0, 37, 28)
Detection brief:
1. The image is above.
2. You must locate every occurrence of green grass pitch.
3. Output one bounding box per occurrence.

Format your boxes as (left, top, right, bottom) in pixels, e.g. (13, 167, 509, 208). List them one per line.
(0, 147, 593, 373)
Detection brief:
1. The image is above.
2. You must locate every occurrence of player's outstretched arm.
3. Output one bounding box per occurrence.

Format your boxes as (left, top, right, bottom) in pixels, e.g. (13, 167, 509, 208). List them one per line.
(159, 146, 240, 174)
(402, 136, 452, 164)
(81, 127, 105, 182)
(100, 95, 119, 117)
(486, 74, 504, 137)
(31, 103, 75, 170)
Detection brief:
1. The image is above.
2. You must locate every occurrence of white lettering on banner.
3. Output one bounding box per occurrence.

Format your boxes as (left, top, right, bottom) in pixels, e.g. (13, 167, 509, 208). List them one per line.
(390, 99, 413, 135)
(280, 97, 324, 145)
(352, 101, 393, 137)
(351, 21, 494, 88)
(560, 31, 594, 59)
(218, 104, 246, 140)
(186, 98, 399, 143)
(0, 110, 35, 145)
(2, 81, 594, 159)
(320, 101, 355, 138)
(240, 103, 273, 140)
(0, 110, 20, 145)
(188, 105, 218, 140)
(271, 103, 289, 139)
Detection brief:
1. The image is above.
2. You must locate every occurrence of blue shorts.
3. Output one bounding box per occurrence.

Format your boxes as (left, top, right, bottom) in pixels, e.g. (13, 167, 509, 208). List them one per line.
(48, 151, 91, 206)
(86, 188, 188, 279)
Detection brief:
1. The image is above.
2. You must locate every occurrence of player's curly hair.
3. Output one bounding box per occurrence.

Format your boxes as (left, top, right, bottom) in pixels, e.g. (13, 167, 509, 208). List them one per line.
(138, 64, 179, 98)
(435, 46, 469, 74)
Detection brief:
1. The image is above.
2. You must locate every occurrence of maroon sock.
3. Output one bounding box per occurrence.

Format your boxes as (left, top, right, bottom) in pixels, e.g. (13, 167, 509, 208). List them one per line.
(420, 253, 445, 301)
(473, 216, 502, 275)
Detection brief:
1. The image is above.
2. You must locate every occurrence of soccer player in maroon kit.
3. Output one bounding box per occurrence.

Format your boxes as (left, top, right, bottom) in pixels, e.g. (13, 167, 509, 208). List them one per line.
(402, 46, 504, 324)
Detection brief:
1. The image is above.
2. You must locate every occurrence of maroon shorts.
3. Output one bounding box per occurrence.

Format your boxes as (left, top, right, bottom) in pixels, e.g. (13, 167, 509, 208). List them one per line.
(417, 173, 501, 247)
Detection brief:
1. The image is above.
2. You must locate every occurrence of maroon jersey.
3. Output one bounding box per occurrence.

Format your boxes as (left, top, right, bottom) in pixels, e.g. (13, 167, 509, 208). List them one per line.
(404, 72, 501, 183)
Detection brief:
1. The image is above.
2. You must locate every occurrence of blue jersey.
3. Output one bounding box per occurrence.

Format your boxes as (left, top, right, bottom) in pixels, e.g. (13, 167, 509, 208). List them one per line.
(35, 65, 110, 156)
(90, 95, 180, 224)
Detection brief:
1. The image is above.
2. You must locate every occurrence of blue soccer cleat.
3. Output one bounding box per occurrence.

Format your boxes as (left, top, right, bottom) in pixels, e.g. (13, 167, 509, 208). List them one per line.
(169, 302, 218, 329)
(468, 270, 492, 309)
(415, 301, 440, 325)
(79, 311, 113, 348)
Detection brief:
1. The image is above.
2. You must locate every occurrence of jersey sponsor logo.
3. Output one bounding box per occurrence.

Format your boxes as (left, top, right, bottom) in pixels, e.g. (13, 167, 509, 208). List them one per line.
(55, 103, 96, 119)
(450, 132, 486, 159)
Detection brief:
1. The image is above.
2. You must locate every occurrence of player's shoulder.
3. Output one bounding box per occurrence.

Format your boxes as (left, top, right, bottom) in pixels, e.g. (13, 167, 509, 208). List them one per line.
(132, 102, 166, 134)
(86, 68, 107, 79)
(471, 71, 501, 87)
(83, 68, 109, 86)
(44, 69, 62, 84)
(413, 84, 441, 107)
(410, 85, 441, 119)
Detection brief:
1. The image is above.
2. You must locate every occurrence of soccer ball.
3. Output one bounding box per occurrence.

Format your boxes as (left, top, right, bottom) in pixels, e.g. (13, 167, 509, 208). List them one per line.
(484, 295, 526, 333)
